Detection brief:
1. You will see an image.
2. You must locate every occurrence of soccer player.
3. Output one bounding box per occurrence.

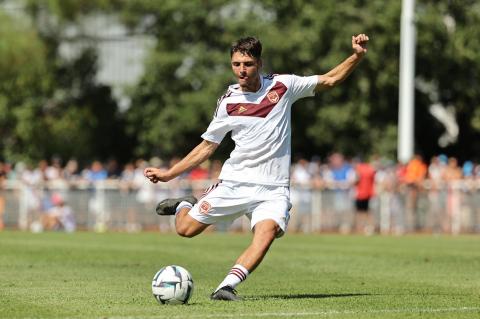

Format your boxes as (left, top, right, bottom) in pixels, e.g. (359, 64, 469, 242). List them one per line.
(144, 34, 369, 300)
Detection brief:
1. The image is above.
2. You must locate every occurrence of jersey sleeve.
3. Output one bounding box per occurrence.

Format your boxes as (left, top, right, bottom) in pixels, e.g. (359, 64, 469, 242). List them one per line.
(287, 75, 318, 102)
(201, 104, 231, 144)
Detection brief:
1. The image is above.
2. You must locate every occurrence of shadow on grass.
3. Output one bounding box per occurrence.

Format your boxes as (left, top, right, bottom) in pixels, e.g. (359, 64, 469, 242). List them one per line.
(246, 293, 371, 300)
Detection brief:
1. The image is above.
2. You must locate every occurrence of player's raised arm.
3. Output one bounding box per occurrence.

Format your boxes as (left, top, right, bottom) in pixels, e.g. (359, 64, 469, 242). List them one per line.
(144, 139, 219, 183)
(315, 34, 369, 92)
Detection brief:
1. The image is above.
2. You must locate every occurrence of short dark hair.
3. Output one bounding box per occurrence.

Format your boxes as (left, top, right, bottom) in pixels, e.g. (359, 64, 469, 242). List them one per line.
(230, 36, 262, 60)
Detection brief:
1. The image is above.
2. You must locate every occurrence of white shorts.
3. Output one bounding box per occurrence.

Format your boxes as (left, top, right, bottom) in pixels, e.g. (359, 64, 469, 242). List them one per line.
(188, 180, 291, 237)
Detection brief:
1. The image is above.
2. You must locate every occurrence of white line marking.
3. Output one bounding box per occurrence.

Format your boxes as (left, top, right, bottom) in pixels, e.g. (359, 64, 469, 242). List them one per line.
(106, 306, 480, 319)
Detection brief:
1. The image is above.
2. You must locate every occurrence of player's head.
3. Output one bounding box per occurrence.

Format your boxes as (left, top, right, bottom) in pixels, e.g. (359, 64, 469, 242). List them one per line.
(230, 36, 262, 60)
(230, 36, 262, 91)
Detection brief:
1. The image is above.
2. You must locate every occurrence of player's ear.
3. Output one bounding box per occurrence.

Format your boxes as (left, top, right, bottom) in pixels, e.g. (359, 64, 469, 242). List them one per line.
(257, 58, 263, 68)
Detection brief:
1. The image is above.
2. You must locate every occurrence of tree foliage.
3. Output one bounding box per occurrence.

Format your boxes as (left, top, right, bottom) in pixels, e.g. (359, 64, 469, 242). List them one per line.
(1, 1, 133, 164)
(2, 0, 480, 163)
(0, 11, 50, 162)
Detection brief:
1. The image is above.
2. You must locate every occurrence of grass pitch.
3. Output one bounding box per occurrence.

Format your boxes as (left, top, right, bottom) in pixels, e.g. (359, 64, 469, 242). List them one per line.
(0, 231, 479, 319)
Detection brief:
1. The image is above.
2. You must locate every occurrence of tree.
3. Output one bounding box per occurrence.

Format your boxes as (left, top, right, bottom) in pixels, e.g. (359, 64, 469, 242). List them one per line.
(4, 0, 480, 163)
(0, 11, 51, 163)
(415, 0, 480, 161)
(0, 1, 134, 164)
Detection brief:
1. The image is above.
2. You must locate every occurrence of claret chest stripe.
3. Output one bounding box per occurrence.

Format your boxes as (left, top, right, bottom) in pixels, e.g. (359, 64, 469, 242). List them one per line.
(226, 81, 288, 118)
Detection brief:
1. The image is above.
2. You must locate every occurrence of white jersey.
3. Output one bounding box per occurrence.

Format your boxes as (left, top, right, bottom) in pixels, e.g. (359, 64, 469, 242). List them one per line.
(201, 74, 318, 186)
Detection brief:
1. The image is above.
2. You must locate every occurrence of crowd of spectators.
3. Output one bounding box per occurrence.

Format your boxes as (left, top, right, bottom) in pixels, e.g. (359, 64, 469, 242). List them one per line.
(0, 157, 224, 188)
(289, 153, 480, 234)
(0, 153, 479, 234)
(0, 153, 478, 189)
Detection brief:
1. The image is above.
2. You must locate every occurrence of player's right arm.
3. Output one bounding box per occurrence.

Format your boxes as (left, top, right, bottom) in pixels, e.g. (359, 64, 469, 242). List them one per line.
(144, 140, 219, 183)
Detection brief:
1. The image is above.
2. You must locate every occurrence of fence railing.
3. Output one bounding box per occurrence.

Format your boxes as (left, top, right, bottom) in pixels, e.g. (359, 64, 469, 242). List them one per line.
(1, 179, 479, 234)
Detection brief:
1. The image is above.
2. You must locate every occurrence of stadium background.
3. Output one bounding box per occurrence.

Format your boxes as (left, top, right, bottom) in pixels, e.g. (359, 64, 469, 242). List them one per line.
(1, 0, 479, 234)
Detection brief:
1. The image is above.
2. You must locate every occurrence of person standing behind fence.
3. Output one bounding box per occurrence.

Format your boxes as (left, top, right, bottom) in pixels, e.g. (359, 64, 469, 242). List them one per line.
(443, 157, 463, 234)
(353, 160, 376, 235)
(427, 156, 447, 233)
(324, 153, 356, 233)
(404, 154, 427, 232)
(84, 160, 108, 184)
(290, 158, 313, 232)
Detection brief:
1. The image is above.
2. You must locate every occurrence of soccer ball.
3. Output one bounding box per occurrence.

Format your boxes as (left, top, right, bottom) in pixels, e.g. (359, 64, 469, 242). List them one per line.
(152, 265, 194, 304)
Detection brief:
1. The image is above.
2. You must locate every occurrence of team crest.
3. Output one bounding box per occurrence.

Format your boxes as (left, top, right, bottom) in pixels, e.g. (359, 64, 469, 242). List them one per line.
(267, 91, 279, 103)
(200, 201, 211, 214)
(238, 106, 247, 114)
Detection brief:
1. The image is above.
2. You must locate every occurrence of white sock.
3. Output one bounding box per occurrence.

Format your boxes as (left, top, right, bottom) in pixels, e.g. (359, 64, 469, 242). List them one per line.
(215, 264, 249, 292)
(175, 201, 193, 214)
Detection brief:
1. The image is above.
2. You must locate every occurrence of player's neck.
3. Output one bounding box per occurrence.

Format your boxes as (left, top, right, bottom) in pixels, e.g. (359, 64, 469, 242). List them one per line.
(239, 76, 261, 93)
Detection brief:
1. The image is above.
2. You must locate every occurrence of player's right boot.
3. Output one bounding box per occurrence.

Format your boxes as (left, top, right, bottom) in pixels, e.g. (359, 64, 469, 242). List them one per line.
(155, 196, 197, 216)
(210, 286, 242, 301)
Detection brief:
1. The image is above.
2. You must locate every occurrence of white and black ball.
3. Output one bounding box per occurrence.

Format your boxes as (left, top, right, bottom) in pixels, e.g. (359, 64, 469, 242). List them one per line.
(152, 265, 194, 305)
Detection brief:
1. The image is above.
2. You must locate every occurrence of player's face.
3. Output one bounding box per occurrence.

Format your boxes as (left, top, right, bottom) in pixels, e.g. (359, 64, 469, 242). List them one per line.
(231, 52, 262, 92)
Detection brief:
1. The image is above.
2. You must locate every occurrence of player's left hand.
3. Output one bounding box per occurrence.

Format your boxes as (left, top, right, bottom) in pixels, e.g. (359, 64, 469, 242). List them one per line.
(352, 34, 369, 56)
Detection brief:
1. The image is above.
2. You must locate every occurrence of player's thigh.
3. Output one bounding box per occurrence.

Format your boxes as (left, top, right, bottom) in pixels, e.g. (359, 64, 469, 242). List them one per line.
(250, 198, 291, 238)
(188, 182, 249, 225)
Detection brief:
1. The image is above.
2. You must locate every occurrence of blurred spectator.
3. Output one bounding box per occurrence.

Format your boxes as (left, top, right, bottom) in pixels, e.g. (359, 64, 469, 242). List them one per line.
(189, 160, 210, 180)
(292, 158, 311, 184)
(46, 157, 63, 181)
(63, 158, 80, 181)
(308, 155, 324, 189)
(404, 154, 427, 231)
(19, 162, 43, 227)
(290, 158, 313, 232)
(134, 159, 155, 204)
(324, 153, 356, 232)
(428, 155, 446, 186)
(106, 158, 121, 178)
(41, 193, 75, 232)
(35, 160, 49, 183)
(120, 162, 136, 193)
(427, 156, 447, 233)
(462, 160, 474, 179)
(404, 155, 427, 185)
(444, 157, 462, 234)
(374, 162, 403, 234)
(84, 160, 108, 183)
(353, 160, 376, 235)
(475, 164, 480, 179)
(443, 157, 462, 181)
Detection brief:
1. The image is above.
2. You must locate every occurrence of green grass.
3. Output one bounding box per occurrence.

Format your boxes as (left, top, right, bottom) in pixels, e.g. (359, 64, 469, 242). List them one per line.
(0, 231, 479, 319)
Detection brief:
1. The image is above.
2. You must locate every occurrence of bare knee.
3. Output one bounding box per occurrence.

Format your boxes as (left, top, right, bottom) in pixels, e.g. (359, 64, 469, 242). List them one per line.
(252, 221, 280, 249)
(176, 225, 198, 238)
(175, 217, 208, 238)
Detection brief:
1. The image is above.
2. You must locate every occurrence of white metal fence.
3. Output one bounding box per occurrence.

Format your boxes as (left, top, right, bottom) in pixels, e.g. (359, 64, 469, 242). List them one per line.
(1, 179, 479, 234)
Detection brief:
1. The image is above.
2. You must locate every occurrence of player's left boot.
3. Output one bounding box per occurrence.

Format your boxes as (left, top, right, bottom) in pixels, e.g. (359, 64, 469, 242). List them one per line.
(210, 286, 242, 301)
(155, 196, 197, 216)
